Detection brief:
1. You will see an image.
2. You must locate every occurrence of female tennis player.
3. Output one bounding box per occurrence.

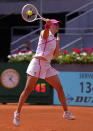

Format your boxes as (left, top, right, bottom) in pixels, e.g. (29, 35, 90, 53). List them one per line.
(13, 19, 75, 126)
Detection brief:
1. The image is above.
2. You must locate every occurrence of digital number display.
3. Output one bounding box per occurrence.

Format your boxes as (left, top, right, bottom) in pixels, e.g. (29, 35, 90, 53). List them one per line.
(32, 83, 46, 93)
(30, 79, 52, 97)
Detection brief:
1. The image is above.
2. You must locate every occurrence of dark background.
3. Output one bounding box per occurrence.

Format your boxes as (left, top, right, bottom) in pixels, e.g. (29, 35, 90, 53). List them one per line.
(0, 13, 66, 61)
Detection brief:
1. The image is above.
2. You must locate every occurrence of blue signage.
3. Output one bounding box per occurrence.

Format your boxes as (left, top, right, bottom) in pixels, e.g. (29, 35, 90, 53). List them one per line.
(53, 72, 93, 106)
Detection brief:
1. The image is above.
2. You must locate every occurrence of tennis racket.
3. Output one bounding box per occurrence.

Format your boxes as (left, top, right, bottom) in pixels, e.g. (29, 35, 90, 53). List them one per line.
(21, 4, 47, 22)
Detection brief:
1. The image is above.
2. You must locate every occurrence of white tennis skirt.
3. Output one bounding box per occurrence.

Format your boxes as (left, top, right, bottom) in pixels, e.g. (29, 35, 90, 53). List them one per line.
(26, 58, 59, 79)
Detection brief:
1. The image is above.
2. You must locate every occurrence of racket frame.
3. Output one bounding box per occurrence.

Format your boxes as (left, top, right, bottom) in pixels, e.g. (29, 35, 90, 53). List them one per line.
(21, 4, 46, 22)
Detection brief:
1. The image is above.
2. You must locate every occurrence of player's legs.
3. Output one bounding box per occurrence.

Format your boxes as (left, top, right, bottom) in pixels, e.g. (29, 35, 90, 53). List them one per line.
(45, 75, 75, 120)
(13, 75, 38, 126)
(45, 75, 67, 111)
(17, 75, 38, 113)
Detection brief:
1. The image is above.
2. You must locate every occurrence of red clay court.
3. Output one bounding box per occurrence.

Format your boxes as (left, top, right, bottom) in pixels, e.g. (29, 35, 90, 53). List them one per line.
(0, 103, 93, 131)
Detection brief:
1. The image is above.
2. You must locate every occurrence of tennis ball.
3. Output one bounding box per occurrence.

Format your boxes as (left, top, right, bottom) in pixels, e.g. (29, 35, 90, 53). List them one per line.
(27, 10, 32, 16)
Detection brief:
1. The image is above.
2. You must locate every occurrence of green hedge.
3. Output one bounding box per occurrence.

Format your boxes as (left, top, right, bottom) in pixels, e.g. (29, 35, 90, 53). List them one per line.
(8, 49, 93, 64)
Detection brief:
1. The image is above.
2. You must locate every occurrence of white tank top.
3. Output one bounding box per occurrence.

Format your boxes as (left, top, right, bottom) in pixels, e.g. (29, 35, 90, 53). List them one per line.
(34, 31, 56, 62)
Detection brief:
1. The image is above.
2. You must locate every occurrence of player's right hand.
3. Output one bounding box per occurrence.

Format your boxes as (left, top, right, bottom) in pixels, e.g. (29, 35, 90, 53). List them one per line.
(46, 19, 51, 25)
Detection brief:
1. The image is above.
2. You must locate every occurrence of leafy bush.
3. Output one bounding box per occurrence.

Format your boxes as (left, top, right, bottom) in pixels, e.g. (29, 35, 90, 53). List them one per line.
(8, 51, 34, 63)
(8, 48, 93, 64)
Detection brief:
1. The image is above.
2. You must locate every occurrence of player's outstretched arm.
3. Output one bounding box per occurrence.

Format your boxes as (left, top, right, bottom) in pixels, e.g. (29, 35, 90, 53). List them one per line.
(41, 19, 51, 40)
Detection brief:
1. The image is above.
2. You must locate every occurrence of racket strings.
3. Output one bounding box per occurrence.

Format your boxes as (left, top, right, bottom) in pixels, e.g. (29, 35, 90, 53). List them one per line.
(22, 4, 38, 22)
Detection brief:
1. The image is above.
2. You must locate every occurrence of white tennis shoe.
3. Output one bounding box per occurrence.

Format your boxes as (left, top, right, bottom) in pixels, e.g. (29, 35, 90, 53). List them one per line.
(63, 111, 75, 120)
(13, 111, 20, 126)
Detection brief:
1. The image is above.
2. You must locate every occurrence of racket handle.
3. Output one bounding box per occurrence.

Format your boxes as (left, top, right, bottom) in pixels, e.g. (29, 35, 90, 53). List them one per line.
(41, 17, 47, 22)
(37, 12, 47, 22)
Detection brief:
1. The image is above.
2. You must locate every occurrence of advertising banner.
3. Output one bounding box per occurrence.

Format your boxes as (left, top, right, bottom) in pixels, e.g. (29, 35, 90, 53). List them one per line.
(54, 72, 93, 106)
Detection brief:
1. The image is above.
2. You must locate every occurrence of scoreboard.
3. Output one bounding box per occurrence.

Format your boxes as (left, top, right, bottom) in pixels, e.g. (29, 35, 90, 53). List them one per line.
(0, 63, 53, 104)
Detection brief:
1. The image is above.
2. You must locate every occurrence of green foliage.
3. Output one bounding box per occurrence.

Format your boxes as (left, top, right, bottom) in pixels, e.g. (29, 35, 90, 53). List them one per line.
(8, 50, 93, 64)
(8, 52, 34, 63)
(55, 52, 93, 64)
